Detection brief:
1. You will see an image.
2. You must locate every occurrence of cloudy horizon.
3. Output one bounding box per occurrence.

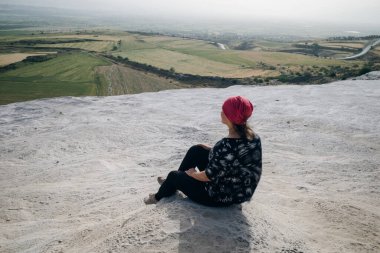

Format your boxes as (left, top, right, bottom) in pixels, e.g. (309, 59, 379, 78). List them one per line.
(1, 0, 380, 26)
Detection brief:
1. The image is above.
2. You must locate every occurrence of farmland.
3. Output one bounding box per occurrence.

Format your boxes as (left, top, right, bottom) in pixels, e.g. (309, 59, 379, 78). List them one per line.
(0, 29, 379, 105)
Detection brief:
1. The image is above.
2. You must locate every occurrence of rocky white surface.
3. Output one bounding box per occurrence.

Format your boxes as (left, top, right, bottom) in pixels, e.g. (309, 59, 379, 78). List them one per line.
(351, 71, 380, 80)
(1, 73, 380, 253)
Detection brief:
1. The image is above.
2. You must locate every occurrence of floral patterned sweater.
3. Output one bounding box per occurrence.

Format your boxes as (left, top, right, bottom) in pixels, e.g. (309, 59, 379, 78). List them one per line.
(205, 135, 262, 204)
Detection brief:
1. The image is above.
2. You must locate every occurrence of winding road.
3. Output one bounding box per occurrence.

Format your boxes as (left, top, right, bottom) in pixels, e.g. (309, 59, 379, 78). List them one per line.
(339, 38, 380, 60)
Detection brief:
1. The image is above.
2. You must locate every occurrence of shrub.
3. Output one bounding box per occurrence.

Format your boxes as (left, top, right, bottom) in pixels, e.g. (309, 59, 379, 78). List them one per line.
(358, 66, 371, 75)
(23, 55, 56, 63)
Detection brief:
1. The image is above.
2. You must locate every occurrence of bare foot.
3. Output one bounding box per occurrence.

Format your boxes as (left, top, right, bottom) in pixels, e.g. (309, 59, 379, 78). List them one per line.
(144, 193, 158, 205)
(157, 176, 165, 185)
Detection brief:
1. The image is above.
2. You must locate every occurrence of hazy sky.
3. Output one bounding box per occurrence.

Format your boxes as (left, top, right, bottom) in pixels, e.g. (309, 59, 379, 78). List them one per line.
(3, 0, 380, 25)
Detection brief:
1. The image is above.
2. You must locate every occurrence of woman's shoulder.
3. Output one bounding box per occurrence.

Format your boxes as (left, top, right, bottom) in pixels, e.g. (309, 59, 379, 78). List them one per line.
(252, 133, 261, 142)
(248, 133, 261, 148)
(215, 132, 260, 149)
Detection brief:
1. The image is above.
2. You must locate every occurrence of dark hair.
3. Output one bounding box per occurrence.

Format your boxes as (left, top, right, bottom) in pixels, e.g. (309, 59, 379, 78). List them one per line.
(233, 123, 255, 140)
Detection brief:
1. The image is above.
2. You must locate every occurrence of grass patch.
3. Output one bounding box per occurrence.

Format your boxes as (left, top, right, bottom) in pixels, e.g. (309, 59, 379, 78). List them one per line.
(0, 52, 110, 105)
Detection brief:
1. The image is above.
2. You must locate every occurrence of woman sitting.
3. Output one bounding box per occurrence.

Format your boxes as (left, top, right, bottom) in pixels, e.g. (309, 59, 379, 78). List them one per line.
(144, 96, 262, 207)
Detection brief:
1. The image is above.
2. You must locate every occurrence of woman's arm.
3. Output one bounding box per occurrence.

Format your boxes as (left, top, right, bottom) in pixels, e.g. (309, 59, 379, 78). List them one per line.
(185, 169, 211, 182)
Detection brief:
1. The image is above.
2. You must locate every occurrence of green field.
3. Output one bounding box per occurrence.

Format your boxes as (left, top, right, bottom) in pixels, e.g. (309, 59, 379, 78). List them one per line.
(0, 52, 110, 105)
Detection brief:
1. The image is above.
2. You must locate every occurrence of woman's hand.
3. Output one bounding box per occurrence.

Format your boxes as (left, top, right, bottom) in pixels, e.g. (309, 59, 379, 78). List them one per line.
(185, 168, 196, 176)
(197, 144, 211, 150)
(185, 168, 210, 182)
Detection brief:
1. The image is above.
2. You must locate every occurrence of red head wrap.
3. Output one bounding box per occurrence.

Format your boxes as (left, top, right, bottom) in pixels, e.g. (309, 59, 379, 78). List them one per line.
(222, 96, 254, 125)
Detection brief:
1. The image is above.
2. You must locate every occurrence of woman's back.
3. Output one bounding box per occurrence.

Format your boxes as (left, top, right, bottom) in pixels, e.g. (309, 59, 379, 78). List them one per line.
(205, 134, 262, 204)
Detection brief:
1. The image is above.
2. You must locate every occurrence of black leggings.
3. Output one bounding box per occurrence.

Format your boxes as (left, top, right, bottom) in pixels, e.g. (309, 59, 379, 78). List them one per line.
(155, 145, 231, 207)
